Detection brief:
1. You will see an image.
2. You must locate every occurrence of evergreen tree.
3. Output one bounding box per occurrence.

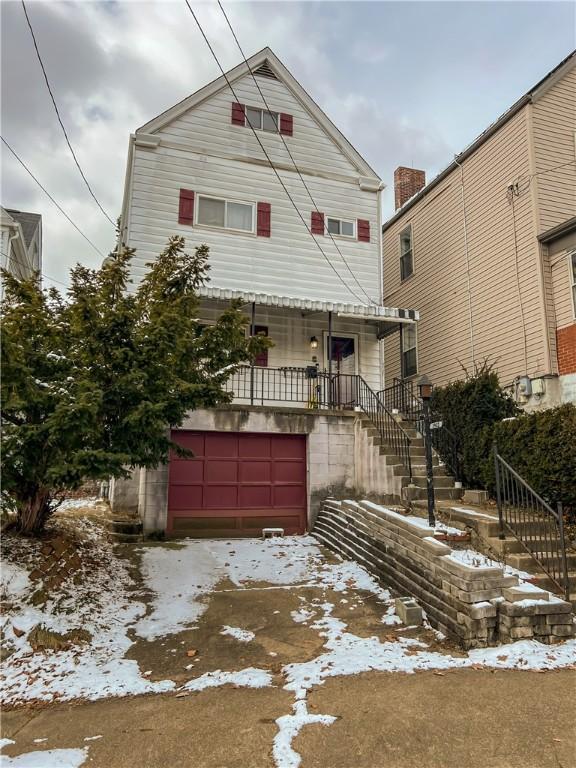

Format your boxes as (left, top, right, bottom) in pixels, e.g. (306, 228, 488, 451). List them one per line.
(1, 237, 267, 535)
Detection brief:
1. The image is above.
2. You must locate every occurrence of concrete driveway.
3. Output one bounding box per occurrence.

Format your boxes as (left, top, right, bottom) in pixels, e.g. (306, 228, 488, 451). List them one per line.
(2, 534, 576, 768)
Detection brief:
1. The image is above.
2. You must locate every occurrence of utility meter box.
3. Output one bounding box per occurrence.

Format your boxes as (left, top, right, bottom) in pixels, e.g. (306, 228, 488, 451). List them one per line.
(517, 376, 532, 397)
(531, 378, 546, 395)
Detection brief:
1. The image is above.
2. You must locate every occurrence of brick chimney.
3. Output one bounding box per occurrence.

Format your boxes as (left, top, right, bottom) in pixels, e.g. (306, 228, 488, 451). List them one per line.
(394, 167, 426, 210)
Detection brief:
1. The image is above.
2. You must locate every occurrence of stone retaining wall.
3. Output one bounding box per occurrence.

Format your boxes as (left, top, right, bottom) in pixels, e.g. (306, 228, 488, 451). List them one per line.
(313, 499, 574, 649)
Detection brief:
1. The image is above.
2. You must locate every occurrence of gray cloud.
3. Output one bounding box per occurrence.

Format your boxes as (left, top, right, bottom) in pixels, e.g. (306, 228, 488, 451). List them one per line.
(1, 0, 573, 287)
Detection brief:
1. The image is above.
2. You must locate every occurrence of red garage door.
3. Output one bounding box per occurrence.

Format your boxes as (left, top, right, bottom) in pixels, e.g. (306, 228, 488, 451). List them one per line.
(167, 431, 307, 537)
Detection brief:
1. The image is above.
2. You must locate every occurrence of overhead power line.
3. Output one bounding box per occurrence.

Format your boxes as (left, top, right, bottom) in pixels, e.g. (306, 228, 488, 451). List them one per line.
(20, 0, 115, 227)
(1, 249, 69, 288)
(183, 1, 368, 306)
(1, 135, 106, 259)
(217, 1, 376, 306)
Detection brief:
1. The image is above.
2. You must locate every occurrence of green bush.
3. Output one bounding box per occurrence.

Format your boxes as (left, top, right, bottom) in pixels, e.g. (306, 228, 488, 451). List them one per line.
(430, 363, 518, 488)
(488, 404, 576, 512)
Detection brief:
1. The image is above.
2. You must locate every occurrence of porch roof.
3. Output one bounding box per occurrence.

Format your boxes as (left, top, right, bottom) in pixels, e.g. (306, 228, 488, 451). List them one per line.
(198, 286, 419, 323)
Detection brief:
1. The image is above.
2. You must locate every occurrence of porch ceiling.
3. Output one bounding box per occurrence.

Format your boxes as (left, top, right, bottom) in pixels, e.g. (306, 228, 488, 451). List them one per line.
(198, 286, 419, 323)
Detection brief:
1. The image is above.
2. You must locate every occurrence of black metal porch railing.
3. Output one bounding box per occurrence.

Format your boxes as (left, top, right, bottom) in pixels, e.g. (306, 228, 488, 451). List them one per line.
(493, 444, 570, 601)
(225, 366, 413, 482)
(379, 377, 464, 482)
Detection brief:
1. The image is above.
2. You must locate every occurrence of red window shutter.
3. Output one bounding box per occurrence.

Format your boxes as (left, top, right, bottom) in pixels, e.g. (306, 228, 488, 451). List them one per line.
(178, 189, 194, 225)
(253, 325, 269, 367)
(231, 102, 245, 126)
(357, 219, 370, 242)
(311, 211, 325, 235)
(257, 202, 271, 237)
(279, 113, 293, 136)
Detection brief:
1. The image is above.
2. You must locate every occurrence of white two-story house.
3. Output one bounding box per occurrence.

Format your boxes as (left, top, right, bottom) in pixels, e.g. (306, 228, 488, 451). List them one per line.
(112, 48, 425, 537)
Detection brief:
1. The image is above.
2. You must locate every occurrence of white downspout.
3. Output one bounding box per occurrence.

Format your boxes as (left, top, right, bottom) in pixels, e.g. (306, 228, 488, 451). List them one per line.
(454, 157, 475, 371)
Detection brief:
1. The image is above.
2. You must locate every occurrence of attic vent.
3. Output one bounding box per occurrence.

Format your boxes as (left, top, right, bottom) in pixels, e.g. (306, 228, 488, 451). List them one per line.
(254, 61, 278, 80)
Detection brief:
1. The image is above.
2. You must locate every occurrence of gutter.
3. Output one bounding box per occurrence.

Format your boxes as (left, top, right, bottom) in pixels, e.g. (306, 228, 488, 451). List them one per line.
(538, 216, 576, 243)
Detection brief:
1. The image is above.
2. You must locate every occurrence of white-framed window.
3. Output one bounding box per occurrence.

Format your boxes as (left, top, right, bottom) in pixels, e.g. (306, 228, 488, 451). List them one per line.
(400, 225, 413, 281)
(571, 251, 576, 318)
(196, 195, 255, 233)
(326, 217, 355, 238)
(246, 106, 279, 133)
(401, 323, 418, 378)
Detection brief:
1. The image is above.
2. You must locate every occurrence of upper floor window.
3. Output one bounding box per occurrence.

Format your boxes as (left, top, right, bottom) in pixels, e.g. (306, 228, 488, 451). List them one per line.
(197, 195, 254, 233)
(327, 217, 355, 238)
(401, 323, 418, 378)
(400, 225, 413, 281)
(246, 106, 279, 133)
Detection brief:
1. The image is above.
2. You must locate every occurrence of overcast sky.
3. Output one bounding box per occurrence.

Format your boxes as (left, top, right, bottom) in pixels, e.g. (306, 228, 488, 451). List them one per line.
(1, 0, 574, 288)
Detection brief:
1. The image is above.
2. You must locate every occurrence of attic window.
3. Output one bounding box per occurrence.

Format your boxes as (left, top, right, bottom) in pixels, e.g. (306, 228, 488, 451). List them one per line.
(254, 61, 277, 80)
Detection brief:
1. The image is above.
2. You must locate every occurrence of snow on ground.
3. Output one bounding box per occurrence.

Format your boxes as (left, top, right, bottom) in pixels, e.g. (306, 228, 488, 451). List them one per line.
(446, 548, 532, 580)
(1, 518, 175, 706)
(220, 625, 255, 642)
(0, 740, 88, 768)
(182, 667, 272, 692)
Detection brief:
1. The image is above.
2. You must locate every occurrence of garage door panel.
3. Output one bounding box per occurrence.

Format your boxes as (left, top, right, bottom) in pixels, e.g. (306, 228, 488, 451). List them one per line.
(170, 460, 203, 484)
(168, 430, 306, 536)
(238, 434, 271, 458)
(203, 485, 238, 507)
(169, 484, 203, 509)
(204, 460, 238, 483)
(239, 485, 272, 507)
(274, 485, 306, 507)
(274, 460, 306, 482)
(239, 460, 272, 483)
(272, 435, 305, 459)
(205, 433, 238, 457)
(172, 432, 204, 456)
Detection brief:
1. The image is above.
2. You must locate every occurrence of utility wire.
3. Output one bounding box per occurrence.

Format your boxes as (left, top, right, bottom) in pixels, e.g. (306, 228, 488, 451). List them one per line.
(20, 0, 115, 227)
(2, 136, 106, 259)
(217, 0, 376, 306)
(183, 1, 368, 306)
(1, 249, 69, 288)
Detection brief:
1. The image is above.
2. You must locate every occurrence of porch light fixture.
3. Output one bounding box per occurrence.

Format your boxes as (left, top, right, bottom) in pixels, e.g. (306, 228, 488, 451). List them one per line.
(310, 336, 319, 350)
(418, 374, 433, 401)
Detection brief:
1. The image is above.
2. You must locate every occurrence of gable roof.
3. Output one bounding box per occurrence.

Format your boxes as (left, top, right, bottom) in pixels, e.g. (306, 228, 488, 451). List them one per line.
(5, 208, 41, 249)
(382, 49, 576, 231)
(137, 47, 380, 180)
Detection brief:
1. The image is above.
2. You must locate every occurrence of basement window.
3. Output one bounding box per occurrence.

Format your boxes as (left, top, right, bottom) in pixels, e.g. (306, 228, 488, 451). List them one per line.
(400, 225, 413, 281)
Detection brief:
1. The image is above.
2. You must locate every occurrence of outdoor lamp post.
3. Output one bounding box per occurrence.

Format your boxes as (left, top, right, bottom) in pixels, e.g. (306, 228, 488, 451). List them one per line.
(418, 375, 436, 527)
(310, 336, 319, 350)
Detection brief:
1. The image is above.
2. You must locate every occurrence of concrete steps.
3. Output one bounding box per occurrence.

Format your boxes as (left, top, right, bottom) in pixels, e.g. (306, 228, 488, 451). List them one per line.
(107, 518, 143, 543)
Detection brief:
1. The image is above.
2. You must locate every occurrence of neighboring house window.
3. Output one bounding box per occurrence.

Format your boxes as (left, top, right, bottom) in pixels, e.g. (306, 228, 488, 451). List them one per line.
(326, 217, 355, 238)
(571, 251, 576, 317)
(246, 107, 280, 133)
(197, 195, 254, 233)
(401, 323, 418, 378)
(400, 225, 413, 281)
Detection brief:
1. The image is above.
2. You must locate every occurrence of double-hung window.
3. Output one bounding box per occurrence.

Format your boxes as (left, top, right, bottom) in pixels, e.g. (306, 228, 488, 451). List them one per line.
(401, 323, 418, 378)
(246, 106, 279, 133)
(400, 225, 413, 281)
(197, 195, 254, 233)
(326, 217, 355, 238)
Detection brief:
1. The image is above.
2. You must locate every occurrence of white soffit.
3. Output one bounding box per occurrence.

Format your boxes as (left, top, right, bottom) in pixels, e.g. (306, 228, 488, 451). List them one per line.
(198, 286, 419, 322)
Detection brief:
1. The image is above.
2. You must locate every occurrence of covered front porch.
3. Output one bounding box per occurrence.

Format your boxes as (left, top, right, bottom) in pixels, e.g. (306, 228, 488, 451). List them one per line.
(199, 286, 419, 408)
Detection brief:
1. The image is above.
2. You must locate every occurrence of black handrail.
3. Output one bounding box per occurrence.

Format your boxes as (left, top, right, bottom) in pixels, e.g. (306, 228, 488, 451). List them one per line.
(225, 367, 413, 482)
(380, 378, 464, 482)
(493, 444, 570, 601)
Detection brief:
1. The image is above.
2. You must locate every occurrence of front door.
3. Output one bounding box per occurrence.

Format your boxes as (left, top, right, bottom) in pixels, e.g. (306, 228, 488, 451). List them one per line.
(324, 334, 358, 407)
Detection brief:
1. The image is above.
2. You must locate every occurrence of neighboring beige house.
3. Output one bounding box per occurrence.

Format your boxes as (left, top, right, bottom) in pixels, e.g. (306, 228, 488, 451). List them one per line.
(112, 48, 446, 537)
(0, 207, 42, 281)
(382, 50, 576, 409)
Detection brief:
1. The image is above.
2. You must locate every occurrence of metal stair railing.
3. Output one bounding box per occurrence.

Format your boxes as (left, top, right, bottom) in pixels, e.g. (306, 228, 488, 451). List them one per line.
(343, 374, 413, 483)
(380, 378, 464, 482)
(493, 444, 570, 601)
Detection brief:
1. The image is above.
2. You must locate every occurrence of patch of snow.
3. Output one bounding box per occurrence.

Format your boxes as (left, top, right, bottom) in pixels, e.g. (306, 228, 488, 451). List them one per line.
(83, 736, 102, 742)
(58, 498, 100, 510)
(0, 747, 88, 768)
(220, 625, 255, 642)
(182, 667, 272, 692)
(450, 507, 496, 520)
(290, 609, 315, 625)
(33, 739, 48, 744)
(1, 563, 32, 601)
(469, 640, 576, 669)
(445, 548, 532, 579)
(273, 700, 336, 768)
